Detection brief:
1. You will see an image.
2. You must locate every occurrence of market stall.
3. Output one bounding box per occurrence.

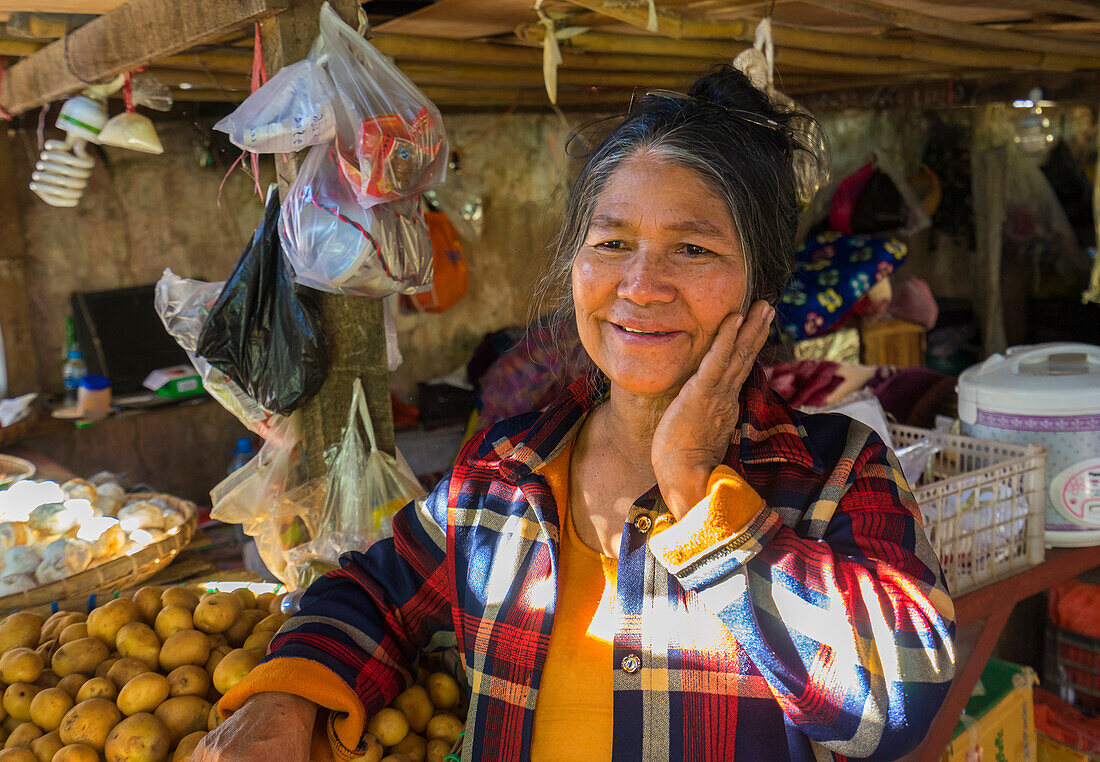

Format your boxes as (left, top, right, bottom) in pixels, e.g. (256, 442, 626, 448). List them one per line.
(0, 0, 1098, 760)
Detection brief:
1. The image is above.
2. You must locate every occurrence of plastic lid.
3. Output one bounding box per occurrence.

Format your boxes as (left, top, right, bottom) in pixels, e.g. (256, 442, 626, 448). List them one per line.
(234, 437, 254, 454)
(81, 375, 111, 391)
(66, 349, 83, 359)
(957, 342, 1100, 421)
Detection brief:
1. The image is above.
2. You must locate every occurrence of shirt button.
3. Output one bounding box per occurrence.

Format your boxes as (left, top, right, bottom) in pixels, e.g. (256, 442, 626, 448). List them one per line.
(621, 654, 641, 673)
(633, 515, 652, 533)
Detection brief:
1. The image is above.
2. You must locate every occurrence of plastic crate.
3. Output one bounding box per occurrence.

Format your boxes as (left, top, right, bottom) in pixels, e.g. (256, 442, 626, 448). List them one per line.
(889, 423, 1046, 598)
(1045, 624, 1100, 717)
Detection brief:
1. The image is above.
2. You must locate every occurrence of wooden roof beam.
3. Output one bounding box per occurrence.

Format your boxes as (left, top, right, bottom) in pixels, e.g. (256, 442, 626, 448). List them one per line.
(0, 0, 285, 116)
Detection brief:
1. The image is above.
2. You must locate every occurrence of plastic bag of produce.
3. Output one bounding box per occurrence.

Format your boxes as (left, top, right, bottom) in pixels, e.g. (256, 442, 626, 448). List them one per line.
(319, 1, 448, 205)
(314, 377, 423, 560)
(213, 57, 336, 154)
(197, 186, 327, 415)
(155, 268, 283, 436)
(279, 143, 432, 296)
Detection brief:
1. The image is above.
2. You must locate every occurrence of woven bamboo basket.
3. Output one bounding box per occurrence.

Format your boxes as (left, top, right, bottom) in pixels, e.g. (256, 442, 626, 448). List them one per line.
(0, 409, 37, 447)
(0, 454, 35, 490)
(0, 492, 197, 613)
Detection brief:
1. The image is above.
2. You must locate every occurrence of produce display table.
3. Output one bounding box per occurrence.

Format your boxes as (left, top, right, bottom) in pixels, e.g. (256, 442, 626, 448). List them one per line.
(903, 545, 1100, 762)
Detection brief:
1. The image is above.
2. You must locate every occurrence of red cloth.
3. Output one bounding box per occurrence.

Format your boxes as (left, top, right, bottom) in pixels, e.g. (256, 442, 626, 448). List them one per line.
(1050, 581, 1100, 639)
(763, 361, 844, 408)
(1035, 687, 1100, 753)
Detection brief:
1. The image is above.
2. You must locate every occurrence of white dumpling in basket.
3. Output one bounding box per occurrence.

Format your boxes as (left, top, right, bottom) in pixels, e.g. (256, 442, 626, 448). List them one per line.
(61, 478, 98, 505)
(162, 509, 186, 531)
(118, 500, 166, 532)
(76, 517, 126, 559)
(94, 483, 126, 518)
(0, 522, 32, 550)
(35, 537, 93, 585)
(0, 573, 36, 596)
(3, 545, 41, 577)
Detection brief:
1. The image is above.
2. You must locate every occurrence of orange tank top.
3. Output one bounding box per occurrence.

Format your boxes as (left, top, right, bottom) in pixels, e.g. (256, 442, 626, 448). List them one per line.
(530, 444, 617, 761)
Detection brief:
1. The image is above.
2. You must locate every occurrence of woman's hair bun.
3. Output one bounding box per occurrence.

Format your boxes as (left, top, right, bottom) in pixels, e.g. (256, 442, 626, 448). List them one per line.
(687, 64, 776, 118)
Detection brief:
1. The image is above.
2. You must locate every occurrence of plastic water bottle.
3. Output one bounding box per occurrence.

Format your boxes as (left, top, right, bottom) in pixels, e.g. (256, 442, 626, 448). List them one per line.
(62, 318, 87, 407)
(228, 437, 255, 475)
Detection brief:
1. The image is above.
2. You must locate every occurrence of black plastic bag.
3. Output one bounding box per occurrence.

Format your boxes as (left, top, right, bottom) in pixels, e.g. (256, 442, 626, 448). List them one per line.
(197, 187, 327, 414)
(850, 170, 907, 234)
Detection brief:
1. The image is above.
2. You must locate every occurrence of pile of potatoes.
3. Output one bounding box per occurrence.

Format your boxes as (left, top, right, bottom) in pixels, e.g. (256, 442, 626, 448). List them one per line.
(357, 666, 467, 762)
(0, 584, 290, 762)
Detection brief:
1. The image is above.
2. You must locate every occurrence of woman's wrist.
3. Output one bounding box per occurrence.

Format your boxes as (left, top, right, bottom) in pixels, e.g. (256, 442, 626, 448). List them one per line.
(656, 462, 714, 519)
(247, 691, 320, 728)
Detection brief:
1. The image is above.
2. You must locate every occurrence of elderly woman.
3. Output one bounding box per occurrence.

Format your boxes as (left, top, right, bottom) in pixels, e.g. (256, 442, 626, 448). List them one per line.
(197, 65, 955, 762)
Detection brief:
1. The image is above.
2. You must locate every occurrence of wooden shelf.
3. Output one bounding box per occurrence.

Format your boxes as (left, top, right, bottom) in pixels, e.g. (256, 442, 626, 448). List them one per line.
(903, 546, 1100, 762)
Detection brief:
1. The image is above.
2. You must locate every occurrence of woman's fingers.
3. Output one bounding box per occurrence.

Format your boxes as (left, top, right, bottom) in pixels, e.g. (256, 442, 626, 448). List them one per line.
(695, 311, 746, 388)
(721, 300, 774, 389)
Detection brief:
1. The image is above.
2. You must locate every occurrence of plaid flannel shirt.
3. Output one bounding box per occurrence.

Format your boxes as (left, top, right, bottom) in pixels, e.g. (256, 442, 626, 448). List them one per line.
(250, 366, 955, 761)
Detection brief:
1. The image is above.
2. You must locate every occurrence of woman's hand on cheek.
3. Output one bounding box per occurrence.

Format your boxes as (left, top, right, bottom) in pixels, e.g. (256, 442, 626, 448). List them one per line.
(652, 300, 774, 519)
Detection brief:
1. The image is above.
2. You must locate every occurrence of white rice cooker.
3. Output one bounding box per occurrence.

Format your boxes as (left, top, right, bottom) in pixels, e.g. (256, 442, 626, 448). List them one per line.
(958, 343, 1100, 547)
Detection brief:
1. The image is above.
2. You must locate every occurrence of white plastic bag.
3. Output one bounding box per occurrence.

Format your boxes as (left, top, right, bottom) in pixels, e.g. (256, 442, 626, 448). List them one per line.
(213, 58, 336, 154)
(319, 2, 448, 205)
(154, 269, 283, 436)
(313, 378, 424, 561)
(279, 144, 432, 296)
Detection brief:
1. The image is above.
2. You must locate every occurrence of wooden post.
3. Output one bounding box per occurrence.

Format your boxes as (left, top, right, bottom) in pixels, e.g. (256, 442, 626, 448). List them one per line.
(258, 0, 396, 476)
(0, 129, 39, 396)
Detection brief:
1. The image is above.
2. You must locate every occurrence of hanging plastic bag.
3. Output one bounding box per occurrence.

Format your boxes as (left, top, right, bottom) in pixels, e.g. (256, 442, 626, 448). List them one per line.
(319, 2, 448, 205)
(213, 57, 336, 154)
(197, 186, 328, 415)
(155, 269, 284, 435)
(313, 377, 424, 562)
(404, 209, 468, 312)
(279, 143, 432, 296)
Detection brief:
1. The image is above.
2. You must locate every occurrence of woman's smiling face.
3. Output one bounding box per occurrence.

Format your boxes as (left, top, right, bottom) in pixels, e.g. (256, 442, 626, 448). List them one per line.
(572, 155, 749, 399)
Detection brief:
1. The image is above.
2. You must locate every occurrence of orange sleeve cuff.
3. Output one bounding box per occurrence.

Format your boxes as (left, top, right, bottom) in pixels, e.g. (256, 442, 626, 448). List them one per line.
(649, 465, 766, 569)
(218, 657, 365, 762)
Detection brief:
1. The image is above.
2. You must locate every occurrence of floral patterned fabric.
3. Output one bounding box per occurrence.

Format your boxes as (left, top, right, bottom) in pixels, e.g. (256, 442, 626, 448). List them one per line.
(778, 232, 907, 341)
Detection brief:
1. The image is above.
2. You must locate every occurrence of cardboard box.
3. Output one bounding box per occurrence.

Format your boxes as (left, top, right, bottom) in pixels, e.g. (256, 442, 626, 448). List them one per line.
(143, 365, 204, 399)
(942, 659, 1039, 762)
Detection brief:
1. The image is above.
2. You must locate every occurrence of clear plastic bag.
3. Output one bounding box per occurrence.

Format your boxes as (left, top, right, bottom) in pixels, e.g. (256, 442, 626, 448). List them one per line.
(213, 57, 336, 154)
(279, 143, 432, 296)
(154, 268, 284, 436)
(313, 377, 424, 563)
(319, 1, 448, 205)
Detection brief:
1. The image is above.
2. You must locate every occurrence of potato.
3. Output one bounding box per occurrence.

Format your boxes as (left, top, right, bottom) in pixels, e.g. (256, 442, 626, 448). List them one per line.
(171, 730, 206, 762)
(115, 624, 160, 671)
(165, 666, 208, 699)
(392, 686, 433, 735)
(28, 729, 62, 762)
(0, 651, 43, 687)
(205, 633, 228, 651)
(86, 600, 141, 650)
(152, 607, 192, 643)
(159, 588, 199, 612)
(267, 594, 285, 615)
(380, 756, 413, 762)
(366, 707, 408, 747)
(28, 689, 72, 732)
(131, 588, 164, 625)
(0, 614, 43, 653)
(0, 749, 35, 762)
(391, 732, 427, 762)
(206, 704, 221, 732)
(254, 593, 275, 611)
(1, 714, 18, 733)
(53, 676, 85, 702)
(103, 712, 170, 762)
(357, 733, 384, 762)
(425, 738, 451, 762)
(51, 639, 109, 679)
(94, 657, 119, 680)
(4, 722, 41, 749)
(158, 631, 209, 673)
(231, 588, 256, 610)
(40, 614, 82, 645)
(203, 646, 231, 676)
(58, 698, 121, 750)
(33, 642, 58, 669)
(51, 744, 99, 762)
(152, 696, 210, 745)
(105, 658, 149, 690)
(192, 594, 241, 635)
(2, 685, 38, 722)
(223, 610, 265, 649)
(55, 627, 85, 649)
(425, 713, 462, 746)
(116, 673, 169, 717)
(74, 679, 116, 703)
(426, 673, 460, 711)
(211, 649, 260, 696)
(252, 613, 288, 635)
(33, 671, 59, 691)
(241, 630, 272, 655)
